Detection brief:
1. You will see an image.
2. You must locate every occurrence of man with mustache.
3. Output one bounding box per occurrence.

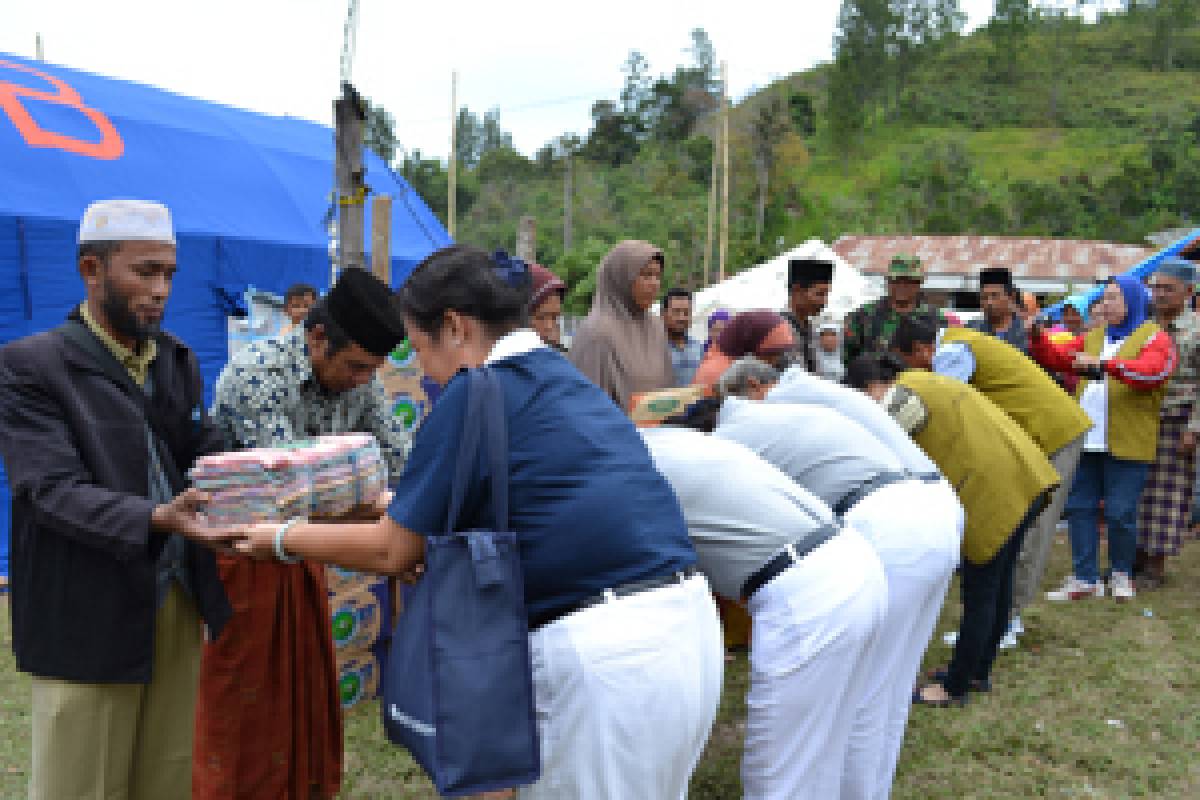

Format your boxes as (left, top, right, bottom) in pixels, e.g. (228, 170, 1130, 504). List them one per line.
(195, 268, 412, 800)
(0, 199, 233, 799)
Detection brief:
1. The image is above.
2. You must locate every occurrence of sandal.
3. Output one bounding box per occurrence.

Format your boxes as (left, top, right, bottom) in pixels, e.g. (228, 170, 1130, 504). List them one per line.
(912, 683, 968, 708)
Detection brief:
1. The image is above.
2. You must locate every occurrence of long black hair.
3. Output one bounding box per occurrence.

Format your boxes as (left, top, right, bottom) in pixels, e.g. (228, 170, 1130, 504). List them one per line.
(395, 245, 530, 339)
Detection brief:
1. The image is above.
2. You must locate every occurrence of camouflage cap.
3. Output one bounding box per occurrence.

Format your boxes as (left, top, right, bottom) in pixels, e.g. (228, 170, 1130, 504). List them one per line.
(887, 253, 924, 280)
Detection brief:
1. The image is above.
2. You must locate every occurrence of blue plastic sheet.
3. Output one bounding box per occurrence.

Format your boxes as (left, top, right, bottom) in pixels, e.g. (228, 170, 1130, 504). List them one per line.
(0, 52, 452, 576)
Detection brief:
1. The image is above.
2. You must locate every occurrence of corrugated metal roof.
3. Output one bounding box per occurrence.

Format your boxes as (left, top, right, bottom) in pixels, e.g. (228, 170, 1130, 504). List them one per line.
(831, 235, 1155, 287)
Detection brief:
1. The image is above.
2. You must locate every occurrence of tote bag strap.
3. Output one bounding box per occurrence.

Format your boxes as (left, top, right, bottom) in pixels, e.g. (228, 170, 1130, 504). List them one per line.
(444, 367, 510, 534)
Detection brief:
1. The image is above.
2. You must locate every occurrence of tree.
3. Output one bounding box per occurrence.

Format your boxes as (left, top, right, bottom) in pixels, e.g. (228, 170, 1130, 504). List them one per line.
(834, 0, 901, 111)
(891, 1, 967, 108)
(1039, 2, 1088, 123)
(620, 50, 653, 124)
(583, 100, 641, 166)
(988, 0, 1035, 83)
(364, 101, 398, 165)
(750, 92, 792, 243)
(480, 109, 513, 156)
(827, 51, 867, 164)
(1148, 0, 1198, 70)
(788, 91, 817, 138)
(686, 28, 720, 94)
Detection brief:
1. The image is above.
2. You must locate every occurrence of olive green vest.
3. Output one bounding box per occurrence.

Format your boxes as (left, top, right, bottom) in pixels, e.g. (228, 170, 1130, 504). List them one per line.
(940, 327, 1092, 455)
(1078, 323, 1167, 463)
(899, 371, 1060, 565)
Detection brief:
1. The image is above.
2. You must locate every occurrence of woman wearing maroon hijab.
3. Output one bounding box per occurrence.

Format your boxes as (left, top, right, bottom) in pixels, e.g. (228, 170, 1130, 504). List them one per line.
(692, 310, 795, 390)
(528, 264, 567, 351)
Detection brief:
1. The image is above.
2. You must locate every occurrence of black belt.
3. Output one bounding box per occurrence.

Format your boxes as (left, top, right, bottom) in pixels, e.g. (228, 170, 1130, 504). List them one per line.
(741, 523, 839, 600)
(832, 471, 910, 515)
(530, 565, 701, 631)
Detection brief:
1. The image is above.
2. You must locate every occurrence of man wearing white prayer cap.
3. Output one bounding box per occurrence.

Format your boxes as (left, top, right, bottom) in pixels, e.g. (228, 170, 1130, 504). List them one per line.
(0, 199, 234, 799)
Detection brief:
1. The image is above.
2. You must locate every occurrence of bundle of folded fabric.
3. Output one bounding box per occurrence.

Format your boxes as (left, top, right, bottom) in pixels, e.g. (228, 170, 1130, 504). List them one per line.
(190, 433, 386, 524)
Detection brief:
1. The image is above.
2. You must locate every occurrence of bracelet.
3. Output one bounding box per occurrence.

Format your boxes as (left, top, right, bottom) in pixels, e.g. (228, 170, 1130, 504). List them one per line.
(274, 519, 303, 564)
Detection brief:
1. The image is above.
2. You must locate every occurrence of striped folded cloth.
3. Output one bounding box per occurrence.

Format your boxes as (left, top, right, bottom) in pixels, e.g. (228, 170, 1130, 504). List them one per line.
(190, 433, 387, 524)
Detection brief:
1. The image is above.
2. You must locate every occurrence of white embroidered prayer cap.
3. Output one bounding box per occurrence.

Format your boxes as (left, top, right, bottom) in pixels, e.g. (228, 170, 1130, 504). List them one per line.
(78, 199, 176, 245)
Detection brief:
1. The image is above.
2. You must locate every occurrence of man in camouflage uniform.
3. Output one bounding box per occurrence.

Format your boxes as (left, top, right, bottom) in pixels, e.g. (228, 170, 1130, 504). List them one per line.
(843, 254, 944, 366)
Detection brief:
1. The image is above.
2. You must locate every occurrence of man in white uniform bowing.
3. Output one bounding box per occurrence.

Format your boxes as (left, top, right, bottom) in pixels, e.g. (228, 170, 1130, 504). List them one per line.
(642, 423, 887, 800)
(712, 358, 962, 800)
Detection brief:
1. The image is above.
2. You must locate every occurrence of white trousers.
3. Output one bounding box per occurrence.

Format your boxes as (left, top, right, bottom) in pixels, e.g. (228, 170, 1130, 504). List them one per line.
(517, 573, 723, 800)
(841, 479, 964, 800)
(742, 526, 888, 800)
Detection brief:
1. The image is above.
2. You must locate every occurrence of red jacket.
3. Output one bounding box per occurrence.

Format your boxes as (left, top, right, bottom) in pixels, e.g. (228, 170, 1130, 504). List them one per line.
(1030, 328, 1176, 391)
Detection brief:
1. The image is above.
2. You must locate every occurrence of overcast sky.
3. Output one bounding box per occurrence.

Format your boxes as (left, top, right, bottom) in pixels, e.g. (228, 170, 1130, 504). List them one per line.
(3, 1, 1041, 159)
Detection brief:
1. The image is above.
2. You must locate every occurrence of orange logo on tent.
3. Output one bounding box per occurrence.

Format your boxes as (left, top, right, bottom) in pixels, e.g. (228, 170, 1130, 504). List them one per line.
(0, 60, 123, 161)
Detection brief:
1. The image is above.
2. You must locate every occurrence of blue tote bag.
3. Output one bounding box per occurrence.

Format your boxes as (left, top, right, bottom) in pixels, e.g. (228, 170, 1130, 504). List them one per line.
(382, 367, 540, 796)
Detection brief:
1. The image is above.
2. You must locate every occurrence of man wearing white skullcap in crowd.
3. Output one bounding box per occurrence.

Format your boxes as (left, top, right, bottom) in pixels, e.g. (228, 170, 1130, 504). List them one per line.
(0, 200, 234, 798)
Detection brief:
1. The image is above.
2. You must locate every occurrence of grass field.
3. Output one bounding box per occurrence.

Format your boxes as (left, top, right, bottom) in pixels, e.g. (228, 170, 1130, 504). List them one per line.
(1, 536, 1197, 799)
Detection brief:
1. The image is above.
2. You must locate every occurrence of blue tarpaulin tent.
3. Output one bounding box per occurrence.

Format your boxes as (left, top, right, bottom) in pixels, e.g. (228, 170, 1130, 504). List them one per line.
(0, 52, 452, 578)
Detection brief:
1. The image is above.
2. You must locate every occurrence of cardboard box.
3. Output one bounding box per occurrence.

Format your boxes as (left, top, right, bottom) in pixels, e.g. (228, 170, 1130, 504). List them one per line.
(336, 653, 380, 710)
(329, 587, 383, 651)
(629, 386, 705, 428)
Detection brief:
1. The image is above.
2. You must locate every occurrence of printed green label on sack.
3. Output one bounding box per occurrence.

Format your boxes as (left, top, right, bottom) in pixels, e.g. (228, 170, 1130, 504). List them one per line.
(389, 339, 415, 366)
(339, 672, 362, 705)
(646, 397, 681, 414)
(331, 609, 356, 643)
(392, 398, 417, 429)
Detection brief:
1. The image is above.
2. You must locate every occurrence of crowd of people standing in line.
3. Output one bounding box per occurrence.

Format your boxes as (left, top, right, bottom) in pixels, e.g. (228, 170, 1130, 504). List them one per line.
(1, 198, 1196, 800)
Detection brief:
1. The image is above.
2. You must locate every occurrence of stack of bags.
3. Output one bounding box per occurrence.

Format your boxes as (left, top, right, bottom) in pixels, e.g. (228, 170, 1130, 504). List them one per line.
(189, 433, 386, 524)
(328, 567, 393, 709)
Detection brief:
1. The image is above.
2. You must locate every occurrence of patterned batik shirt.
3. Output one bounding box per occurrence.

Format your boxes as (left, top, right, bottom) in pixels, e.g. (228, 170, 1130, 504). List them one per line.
(1161, 309, 1200, 432)
(211, 329, 411, 480)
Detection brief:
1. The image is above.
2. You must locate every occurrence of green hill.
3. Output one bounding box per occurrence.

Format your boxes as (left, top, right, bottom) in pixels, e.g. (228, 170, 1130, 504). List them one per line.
(395, 9, 1200, 306)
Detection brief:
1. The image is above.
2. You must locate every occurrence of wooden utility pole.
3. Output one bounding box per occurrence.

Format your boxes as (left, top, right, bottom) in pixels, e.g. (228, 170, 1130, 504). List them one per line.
(563, 153, 574, 252)
(371, 194, 393, 283)
(703, 124, 718, 286)
(448, 70, 458, 238)
(334, 81, 368, 273)
(517, 216, 537, 263)
(719, 61, 730, 282)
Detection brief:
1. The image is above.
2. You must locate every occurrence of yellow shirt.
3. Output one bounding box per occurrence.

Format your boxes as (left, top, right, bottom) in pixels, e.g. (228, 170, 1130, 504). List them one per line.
(80, 303, 158, 386)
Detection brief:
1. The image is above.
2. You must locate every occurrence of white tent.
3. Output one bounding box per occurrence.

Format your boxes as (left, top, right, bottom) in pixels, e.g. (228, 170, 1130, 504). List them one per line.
(687, 239, 879, 341)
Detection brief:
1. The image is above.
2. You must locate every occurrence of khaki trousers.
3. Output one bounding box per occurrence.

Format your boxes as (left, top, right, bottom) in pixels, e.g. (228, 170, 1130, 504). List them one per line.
(31, 586, 203, 800)
(1011, 435, 1086, 613)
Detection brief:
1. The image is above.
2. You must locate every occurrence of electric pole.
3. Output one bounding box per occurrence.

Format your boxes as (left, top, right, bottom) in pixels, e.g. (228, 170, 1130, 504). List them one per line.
(719, 60, 730, 282)
(448, 70, 458, 238)
(334, 81, 368, 273)
(563, 151, 574, 252)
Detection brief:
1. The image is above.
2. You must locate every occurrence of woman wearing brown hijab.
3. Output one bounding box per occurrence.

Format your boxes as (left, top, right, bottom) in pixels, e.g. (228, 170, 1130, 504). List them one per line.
(569, 240, 675, 410)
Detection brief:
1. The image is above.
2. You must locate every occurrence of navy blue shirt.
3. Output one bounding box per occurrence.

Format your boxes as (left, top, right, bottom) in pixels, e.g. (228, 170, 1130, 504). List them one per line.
(387, 348, 697, 622)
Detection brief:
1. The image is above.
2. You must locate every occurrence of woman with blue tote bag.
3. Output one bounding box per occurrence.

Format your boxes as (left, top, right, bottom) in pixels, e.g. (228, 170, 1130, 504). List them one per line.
(224, 245, 725, 798)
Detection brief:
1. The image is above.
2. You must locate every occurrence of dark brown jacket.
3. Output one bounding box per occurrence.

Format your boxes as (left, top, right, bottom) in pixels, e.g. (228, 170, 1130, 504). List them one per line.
(0, 310, 231, 682)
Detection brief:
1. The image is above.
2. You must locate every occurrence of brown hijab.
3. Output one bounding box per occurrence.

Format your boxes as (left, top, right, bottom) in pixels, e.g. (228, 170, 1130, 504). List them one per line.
(569, 240, 675, 410)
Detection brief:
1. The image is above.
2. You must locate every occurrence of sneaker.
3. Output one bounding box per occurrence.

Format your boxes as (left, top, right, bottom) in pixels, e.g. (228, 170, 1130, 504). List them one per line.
(1110, 572, 1136, 602)
(1046, 576, 1105, 601)
(999, 631, 1019, 650)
